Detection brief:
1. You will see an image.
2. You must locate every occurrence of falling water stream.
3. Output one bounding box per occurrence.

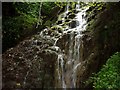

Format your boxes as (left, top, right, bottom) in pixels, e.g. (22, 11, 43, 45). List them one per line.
(55, 2, 88, 88)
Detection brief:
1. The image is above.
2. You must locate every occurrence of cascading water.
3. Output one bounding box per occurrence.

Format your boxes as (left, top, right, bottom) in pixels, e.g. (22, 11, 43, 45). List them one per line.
(55, 2, 89, 88)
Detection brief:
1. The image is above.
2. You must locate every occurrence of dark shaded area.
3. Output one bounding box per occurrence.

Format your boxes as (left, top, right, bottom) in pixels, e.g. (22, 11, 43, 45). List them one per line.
(2, 2, 38, 53)
(2, 2, 18, 17)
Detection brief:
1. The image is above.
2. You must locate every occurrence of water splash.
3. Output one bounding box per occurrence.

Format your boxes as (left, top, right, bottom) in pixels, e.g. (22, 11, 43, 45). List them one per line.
(76, 1, 80, 10)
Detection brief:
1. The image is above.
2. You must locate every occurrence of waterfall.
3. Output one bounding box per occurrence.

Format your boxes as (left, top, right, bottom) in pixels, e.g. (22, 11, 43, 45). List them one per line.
(55, 2, 89, 88)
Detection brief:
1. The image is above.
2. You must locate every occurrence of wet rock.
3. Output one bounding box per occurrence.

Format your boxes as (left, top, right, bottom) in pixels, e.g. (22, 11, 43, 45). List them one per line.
(81, 30, 90, 34)
(67, 11, 72, 16)
(48, 46, 60, 52)
(57, 20, 63, 24)
(56, 33, 71, 54)
(69, 20, 79, 28)
(72, 9, 79, 14)
(65, 16, 68, 19)
(68, 13, 76, 19)
(33, 40, 42, 46)
(65, 19, 71, 23)
(37, 41, 42, 45)
(51, 25, 63, 31)
(58, 29, 63, 33)
(48, 30, 52, 35)
(50, 26, 63, 36)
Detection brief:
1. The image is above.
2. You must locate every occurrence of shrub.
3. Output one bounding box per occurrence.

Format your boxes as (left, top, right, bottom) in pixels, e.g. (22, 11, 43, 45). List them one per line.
(93, 52, 120, 89)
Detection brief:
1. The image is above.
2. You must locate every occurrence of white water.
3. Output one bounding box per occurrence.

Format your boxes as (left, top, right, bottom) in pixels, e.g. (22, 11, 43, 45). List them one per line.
(55, 2, 88, 88)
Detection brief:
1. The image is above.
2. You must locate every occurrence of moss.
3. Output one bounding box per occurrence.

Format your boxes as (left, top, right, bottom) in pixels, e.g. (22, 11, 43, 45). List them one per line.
(44, 20, 53, 27)
(51, 25, 63, 31)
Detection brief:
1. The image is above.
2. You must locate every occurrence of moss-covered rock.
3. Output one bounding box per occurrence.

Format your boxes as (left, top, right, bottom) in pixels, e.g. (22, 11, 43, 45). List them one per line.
(68, 13, 76, 19)
(69, 20, 79, 28)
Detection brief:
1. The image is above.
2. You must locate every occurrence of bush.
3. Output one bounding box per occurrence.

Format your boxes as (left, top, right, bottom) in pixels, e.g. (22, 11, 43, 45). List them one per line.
(91, 52, 120, 89)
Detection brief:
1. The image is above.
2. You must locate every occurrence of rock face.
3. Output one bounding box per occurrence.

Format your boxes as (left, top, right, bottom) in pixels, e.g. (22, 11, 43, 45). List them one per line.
(2, 32, 58, 88)
(76, 3, 120, 88)
(69, 20, 79, 28)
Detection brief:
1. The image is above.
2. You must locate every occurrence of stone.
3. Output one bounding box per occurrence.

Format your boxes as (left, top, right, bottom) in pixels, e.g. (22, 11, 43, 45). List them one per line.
(65, 19, 71, 22)
(72, 9, 79, 14)
(68, 13, 76, 19)
(57, 20, 63, 24)
(69, 20, 79, 28)
(67, 11, 72, 16)
(36, 41, 42, 45)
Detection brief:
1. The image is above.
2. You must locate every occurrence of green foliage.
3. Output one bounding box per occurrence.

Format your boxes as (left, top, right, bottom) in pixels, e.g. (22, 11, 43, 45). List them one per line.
(55, 2, 76, 9)
(2, 15, 35, 52)
(14, 2, 40, 18)
(86, 52, 120, 89)
(42, 2, 56, 15)
(55, 2, 67, 8)
(88, 2, 105, 10)
(86, 3, 106, 31)
(13, 2, 56, 20)
(2, 3, 40, 52)
(2, 2, 57, 52)
(87, 2, 105, 16)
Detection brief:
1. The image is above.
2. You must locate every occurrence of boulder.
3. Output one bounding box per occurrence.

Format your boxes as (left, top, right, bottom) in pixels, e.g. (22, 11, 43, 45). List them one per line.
(68, 13, 76, 19)
(72, 9, 79, 14)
